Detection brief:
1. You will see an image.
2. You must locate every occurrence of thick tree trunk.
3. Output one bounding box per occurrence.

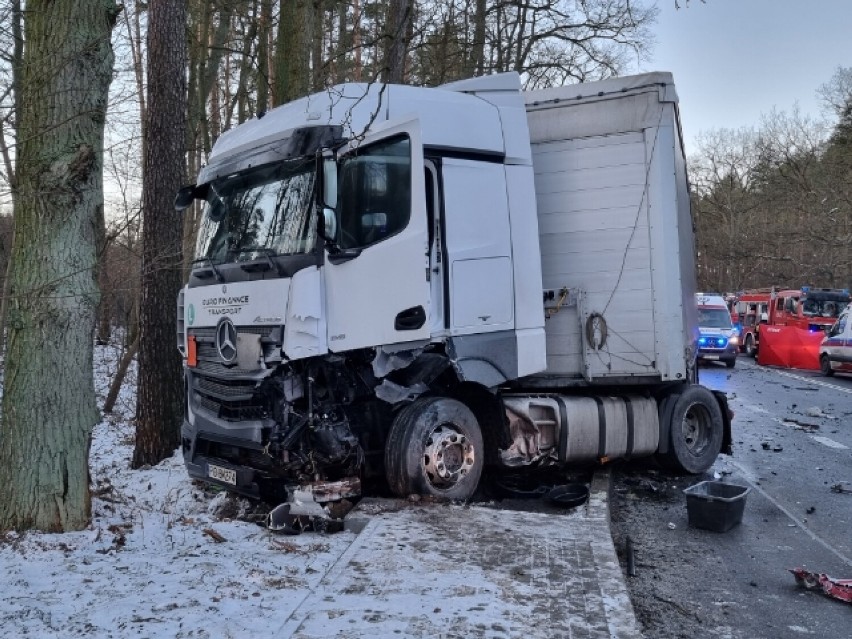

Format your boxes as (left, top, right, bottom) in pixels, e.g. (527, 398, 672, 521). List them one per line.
(471, 0, 486, 76)
(133, 0, 187, 468)
(275, 0, 310, 104)
(0, 0, 117, 532)
(384, 0, 411, 84)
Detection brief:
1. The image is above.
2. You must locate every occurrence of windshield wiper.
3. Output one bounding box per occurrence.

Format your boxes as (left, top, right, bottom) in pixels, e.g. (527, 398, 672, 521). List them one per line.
(234, 247, 283, 276)
(191, 256, 225, 282)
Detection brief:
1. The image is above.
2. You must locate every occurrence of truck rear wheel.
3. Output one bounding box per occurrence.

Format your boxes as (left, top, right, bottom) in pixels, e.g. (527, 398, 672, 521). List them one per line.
(659, 386, 723, 474)
(384, 397, 484, 500)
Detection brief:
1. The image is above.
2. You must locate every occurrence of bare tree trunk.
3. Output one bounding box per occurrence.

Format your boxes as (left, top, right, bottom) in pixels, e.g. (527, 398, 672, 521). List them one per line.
(257, 0, 273, 114)
(471, 0, 486, 75)
(134, 0, 187, 468)
(0, 0, 117, 532)
(103, 333, 139, 414)
(384, 0, 411, 83)
(275, 0, 311, 104)
(311, 0, 324, 91)
(336, 0, 350, 82)
(95, 199, 111, 345)
(353, 0, 362, 81)
(0, 0, 23, 354)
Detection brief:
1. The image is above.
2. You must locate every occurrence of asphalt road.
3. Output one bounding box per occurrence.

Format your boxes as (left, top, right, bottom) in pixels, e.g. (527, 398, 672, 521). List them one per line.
(610, 356, 852, 639)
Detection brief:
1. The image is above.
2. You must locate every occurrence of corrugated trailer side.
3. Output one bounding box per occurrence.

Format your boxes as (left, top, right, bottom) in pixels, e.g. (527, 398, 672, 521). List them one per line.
(523, 72, 697, 386)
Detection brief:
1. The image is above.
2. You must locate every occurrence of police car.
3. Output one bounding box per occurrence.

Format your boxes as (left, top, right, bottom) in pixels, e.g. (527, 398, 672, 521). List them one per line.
(695, 293, 739, 368)
(819, 305, 852, 376)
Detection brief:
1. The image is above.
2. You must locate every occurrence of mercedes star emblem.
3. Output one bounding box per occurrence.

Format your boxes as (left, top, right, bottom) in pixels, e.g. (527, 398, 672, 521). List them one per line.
(215, 318, 238, 364)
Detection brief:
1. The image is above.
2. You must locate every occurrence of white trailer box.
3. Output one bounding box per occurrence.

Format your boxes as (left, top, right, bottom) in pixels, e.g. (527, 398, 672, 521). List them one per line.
(524, 73, 698, 384)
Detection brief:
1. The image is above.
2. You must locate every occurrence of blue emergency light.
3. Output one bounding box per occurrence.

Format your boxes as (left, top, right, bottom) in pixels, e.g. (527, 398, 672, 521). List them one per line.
(698, 335, 728, 348)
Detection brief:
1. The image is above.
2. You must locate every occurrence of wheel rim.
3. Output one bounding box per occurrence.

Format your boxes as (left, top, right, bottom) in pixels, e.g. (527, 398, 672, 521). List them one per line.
(680, 402, 712, 457)
(423, 423, 476, 490)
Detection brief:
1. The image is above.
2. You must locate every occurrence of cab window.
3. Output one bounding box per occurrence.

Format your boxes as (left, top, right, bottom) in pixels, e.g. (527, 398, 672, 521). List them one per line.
(336, 136, 411, 250)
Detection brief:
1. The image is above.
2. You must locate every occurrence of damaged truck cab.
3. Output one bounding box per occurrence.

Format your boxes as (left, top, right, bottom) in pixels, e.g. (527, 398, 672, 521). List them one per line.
(176, 72, 732, 514)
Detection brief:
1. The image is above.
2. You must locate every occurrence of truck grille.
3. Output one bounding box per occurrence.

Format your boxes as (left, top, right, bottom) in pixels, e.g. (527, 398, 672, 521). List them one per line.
(188, 325, 280, 421)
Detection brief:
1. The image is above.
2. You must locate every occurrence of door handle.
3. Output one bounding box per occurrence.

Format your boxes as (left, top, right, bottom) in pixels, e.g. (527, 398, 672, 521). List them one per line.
(395, 306, 426, 331)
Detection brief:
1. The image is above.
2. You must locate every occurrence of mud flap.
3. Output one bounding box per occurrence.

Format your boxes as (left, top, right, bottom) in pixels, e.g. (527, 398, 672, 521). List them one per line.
(711, 390, 733, 456)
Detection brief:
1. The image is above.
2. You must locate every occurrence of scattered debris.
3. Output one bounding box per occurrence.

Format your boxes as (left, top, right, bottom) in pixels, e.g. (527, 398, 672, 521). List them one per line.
(547, 484, 589, 508)
(626, 536, 637, 577)
(804, 406, 837, 420)
(667, 522, 676, 530)
(806, 506, 816, 515)
(790, 568, 852, 604)
(783, 417, 820, 432)
(202, 528, 227, 543)
(773, 445, 783, 452)
(830, 482, 852, 495)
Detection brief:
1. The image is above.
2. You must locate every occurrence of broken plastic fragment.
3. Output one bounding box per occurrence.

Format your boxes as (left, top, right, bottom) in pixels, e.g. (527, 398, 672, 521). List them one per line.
(790, 568, 852, 604)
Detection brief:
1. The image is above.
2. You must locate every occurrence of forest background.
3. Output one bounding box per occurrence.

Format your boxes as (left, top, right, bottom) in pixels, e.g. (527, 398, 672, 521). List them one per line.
(0, 0, 849, 532)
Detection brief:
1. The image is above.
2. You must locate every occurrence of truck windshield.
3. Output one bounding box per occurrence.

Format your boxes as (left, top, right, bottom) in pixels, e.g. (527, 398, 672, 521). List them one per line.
(801, 299, 842, 318)
(697, 308, 732, 329)
(195, 159, 316, 263)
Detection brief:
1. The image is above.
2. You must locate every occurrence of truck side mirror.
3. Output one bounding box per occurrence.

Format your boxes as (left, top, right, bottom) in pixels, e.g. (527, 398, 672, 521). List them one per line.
(315, 151, 338, 242)
(315, 150, 337, 210)
(174, 184, 198, 211)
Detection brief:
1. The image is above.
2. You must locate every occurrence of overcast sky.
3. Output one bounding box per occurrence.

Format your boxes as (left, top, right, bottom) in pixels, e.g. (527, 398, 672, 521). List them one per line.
(641, 0, 851, 155)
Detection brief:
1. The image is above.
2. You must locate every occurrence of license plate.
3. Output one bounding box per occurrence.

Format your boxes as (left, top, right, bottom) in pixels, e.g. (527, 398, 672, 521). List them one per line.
(208, 463, 236, 485)
(703, 354, 719, 360)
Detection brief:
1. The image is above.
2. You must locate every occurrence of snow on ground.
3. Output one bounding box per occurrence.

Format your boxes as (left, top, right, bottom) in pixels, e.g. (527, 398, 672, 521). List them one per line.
(1, 341, 357, 639)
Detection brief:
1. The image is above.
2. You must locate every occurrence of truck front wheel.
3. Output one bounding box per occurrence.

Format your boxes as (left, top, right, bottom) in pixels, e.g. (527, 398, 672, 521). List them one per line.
(384, 397, 484, 500)
(659, 386, 724, 474)
(744, 334, 756, 357)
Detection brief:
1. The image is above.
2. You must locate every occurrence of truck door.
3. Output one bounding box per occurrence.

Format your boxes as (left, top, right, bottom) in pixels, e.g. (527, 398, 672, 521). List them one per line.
(324, 118, 430, 352)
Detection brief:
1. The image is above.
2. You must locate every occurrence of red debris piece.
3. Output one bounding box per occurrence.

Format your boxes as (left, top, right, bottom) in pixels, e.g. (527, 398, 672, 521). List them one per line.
(790, 568, 852, 604)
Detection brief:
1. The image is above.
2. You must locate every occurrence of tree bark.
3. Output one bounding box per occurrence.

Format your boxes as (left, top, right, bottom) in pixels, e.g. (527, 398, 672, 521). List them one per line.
(384, 0, 411, 83)
(275, 0, 311, 104)
(134, 0, 187, 468)
(0, 0, 117, 532)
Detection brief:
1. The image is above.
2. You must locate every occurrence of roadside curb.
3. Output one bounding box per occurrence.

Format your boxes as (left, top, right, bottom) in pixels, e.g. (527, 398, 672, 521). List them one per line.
(589, 465, 614, 521)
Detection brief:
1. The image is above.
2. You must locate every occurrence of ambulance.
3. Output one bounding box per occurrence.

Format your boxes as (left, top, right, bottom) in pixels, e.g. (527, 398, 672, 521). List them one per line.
(819, 305, 852, 376)
(695, 293, 739, 368)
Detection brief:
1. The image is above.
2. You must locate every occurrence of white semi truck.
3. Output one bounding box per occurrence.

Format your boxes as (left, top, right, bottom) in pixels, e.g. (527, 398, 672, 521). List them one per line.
(175, 72, 732, 517)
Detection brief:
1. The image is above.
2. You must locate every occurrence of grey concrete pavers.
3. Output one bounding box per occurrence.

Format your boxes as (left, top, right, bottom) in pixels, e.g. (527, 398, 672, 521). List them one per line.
(278, 470, 640, 639)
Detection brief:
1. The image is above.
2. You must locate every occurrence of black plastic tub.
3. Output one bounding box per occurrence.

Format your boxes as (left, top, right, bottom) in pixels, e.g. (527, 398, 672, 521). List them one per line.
(683, 481, 750, 532)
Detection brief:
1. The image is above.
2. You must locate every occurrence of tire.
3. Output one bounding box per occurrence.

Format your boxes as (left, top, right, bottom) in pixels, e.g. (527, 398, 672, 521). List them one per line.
(659, 385, 724, 474)
(744, 335, 756, 357)
(384, 397, 484, 500)
(725, 357, 736, 369)
(820, 354, 834, 377)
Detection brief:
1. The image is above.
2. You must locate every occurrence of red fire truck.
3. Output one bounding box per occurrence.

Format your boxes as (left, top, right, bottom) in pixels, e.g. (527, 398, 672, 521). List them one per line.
(769, 287, 849, 331)
(734, 290, 771, 356)
(735, 287, 849, 357)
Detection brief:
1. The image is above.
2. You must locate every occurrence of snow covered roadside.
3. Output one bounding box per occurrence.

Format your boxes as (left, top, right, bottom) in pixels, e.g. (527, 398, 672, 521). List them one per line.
(1, 342, 357, 639)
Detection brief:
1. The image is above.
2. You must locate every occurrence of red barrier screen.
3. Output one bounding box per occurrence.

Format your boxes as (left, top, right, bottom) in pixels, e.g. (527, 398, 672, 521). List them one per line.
(757, 326, 824, 370)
